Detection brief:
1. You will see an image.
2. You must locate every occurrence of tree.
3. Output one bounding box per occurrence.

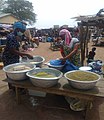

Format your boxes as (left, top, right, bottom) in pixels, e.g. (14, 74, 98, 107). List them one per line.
(1, 0, 36, 24)
(0, 0, 5, 11)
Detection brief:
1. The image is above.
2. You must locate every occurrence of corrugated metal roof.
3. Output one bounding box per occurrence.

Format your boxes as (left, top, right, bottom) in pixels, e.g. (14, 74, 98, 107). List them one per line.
(71, 15, 104, 22)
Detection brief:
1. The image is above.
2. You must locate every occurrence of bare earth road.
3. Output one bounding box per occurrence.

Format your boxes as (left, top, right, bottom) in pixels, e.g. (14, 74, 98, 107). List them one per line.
(0, 42, 104, 120)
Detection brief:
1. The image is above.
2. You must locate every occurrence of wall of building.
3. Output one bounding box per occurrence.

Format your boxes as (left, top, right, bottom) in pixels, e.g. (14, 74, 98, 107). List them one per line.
(0, 15, 19, 24)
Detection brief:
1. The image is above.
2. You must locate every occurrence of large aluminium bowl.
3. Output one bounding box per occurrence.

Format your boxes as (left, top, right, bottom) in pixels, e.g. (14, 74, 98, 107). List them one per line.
(64, 70, 101, 90)
(21, 55, 45, 67)
(26, 68, 63, 88)
(3, 63, 36, 80)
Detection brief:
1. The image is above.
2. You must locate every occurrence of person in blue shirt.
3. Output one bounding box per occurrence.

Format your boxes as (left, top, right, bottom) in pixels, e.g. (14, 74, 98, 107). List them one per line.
(2, 21, 33, 89)
(2, 21, 33, 66)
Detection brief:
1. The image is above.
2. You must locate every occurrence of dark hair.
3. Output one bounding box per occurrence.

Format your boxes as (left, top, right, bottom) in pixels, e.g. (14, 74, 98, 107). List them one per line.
(92, 47, 96, 51)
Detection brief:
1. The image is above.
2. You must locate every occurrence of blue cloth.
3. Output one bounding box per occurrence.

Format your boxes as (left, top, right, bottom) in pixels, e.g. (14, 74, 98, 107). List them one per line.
(61, 60, 79, 73)
(50, 59, 63, 66)
(13, 22, 26, 30)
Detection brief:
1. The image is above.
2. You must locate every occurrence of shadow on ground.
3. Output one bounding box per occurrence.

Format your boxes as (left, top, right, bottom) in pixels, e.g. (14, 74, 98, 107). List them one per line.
(0, 90, 86, 120)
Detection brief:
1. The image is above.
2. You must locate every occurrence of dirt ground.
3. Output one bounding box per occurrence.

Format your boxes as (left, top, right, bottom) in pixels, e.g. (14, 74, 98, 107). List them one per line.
(0, 42, 104, 120)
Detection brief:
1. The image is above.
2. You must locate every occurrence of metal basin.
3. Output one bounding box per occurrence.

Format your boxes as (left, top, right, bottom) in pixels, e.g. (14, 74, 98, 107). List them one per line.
(20, 55, 45, 67)
(64, 70, 101, 90)
(3, 63, 36, 80)
(26, 68, 63, 87)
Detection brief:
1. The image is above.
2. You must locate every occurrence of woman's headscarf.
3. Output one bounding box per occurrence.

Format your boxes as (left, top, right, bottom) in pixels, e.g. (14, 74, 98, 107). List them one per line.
(13, 21, 26, 31)
(59, 29, 72, 46)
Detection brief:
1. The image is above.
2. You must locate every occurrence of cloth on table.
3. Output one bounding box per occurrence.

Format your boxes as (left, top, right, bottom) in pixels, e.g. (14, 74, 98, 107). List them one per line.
(61, 60, 79, 73)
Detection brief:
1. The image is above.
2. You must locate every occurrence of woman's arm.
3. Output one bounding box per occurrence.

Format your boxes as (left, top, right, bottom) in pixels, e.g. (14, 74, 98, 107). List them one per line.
(61, 43, 80, 61)
(60, 46, 65, 57)
(9, 48, 33, 59)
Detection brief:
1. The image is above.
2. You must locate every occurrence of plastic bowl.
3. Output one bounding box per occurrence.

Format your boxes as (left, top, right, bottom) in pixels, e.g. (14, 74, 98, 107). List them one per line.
(79, 66, 92, 71)
(46, 62, 64, 71)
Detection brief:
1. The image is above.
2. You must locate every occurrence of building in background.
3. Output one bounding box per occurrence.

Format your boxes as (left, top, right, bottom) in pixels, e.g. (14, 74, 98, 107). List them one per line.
(0, 13, 19, 24)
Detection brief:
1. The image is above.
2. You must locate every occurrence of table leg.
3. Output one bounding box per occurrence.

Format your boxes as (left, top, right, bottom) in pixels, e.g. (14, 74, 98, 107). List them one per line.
(15, 87, 21, 104)
(84, 101, 92, 120)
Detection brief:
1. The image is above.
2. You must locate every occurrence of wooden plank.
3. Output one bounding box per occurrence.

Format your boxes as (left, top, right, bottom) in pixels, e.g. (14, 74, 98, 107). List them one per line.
(3, 76, 104, 100)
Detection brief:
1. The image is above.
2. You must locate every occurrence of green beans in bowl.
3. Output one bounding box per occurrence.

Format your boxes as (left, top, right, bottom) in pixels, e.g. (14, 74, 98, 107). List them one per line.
(64, 70, 101, 90)
(26, 68, 63, 88)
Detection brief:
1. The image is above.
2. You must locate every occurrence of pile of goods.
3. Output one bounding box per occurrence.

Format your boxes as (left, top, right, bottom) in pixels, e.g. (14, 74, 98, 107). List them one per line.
(66, 70, 99, 81)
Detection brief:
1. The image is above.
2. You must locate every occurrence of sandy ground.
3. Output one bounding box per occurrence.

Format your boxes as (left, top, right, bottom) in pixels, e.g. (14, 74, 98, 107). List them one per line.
(0, 42, 104, 120)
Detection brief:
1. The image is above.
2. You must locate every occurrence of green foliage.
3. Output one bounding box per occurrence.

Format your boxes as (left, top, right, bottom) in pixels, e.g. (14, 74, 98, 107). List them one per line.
(0, 0, 5, 11)
(1, 0, 36, 24)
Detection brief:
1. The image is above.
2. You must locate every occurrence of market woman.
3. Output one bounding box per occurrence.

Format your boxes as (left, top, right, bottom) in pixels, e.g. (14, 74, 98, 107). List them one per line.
(59, 29, 81, 72)
(2, 21, 33, 89)
(59, 29, 87, 110)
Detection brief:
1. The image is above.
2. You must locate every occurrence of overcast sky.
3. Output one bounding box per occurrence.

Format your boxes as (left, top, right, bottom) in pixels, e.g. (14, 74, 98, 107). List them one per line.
(29, 0, 104, 29)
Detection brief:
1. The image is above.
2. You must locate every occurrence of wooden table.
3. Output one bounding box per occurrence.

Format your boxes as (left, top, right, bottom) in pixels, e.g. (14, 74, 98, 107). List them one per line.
(3, 77, 104, 120)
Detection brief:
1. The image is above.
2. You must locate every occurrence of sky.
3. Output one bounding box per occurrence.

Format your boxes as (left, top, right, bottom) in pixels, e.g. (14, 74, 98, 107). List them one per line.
(29, 0, 104, 29)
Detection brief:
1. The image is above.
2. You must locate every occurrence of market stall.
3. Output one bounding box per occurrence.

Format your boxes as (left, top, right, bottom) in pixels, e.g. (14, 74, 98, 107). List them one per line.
(76, 14, 104, 65)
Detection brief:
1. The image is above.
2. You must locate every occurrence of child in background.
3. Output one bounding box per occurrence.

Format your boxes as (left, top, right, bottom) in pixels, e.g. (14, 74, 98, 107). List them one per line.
(87, 47, 96, 64)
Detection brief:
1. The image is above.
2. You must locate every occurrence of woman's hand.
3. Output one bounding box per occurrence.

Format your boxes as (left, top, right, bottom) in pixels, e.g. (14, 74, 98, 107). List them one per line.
(59, 57, 66, 64)
(26, 54, 33, 59)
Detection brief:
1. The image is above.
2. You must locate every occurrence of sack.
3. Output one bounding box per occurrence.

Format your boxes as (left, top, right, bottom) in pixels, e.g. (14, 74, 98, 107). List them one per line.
(61, 60, 79, 73)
